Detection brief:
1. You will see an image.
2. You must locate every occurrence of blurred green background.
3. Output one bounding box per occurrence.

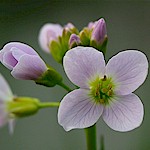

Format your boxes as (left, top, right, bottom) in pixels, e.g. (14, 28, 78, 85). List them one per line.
(0, 0, 150, 150)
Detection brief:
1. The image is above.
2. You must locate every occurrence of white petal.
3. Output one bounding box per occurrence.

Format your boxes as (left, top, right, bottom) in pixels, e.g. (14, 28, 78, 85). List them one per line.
(64, 46, 105, 88)
(106, 50, 148, 95)
(58, 89, 103, 131)
(0, 73, 13, 100)
(102, 93, 144, 132)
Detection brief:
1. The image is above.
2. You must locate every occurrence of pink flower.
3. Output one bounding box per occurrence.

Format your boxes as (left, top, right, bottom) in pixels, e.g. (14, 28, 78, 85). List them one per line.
(58, 46, 148, 132)
(38, 23, 63, 53)
(0, 42, 47, 80)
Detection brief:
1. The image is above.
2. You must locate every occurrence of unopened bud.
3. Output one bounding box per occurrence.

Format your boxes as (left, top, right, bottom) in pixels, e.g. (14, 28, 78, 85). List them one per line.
(69, 34, 81, 48)
(91, 18, 107, 45)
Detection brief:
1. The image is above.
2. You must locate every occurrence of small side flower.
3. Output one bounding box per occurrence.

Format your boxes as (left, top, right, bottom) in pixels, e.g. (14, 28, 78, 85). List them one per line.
(0, 42, 62, 87)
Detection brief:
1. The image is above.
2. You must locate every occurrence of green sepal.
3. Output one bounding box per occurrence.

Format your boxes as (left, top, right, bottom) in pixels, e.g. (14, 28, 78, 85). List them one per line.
(50, 40, 63, 63)
(7, 97, 39, 118)
(90, 37, 108, 54)
(35, 66, 62, 87)
(79, 28, 91, 46)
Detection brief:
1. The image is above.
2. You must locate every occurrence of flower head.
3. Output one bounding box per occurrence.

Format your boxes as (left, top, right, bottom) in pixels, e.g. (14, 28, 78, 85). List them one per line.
(38, 23, 63, 53)
(58, 46, 148, 132)
(0, 73, 15, 133)
(0, 42, 47, 80)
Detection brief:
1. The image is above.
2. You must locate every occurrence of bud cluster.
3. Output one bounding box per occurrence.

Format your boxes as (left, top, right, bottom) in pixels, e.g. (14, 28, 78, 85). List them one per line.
(39, 18, 108, 63)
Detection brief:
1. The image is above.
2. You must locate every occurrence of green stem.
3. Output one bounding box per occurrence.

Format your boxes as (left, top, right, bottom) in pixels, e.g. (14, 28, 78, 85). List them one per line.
(85, 124, 97, 150)
(38, 102, 60, 108)
(58, 82, 72, 92)
(100, 135, 104, 150)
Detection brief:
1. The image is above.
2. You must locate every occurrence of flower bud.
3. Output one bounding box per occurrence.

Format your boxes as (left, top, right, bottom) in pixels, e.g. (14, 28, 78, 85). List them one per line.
(0, 42, 47, 80)
(50, 23, 79, 63)
(64, 23, 79, 34)
(7, 97, 40, 118)
(79, 28, 91, 46)
(91, 18, 107, 45)
(69, 34, 81, 48)
(38, 23, 63, 53)
(90, 18, 108, 53)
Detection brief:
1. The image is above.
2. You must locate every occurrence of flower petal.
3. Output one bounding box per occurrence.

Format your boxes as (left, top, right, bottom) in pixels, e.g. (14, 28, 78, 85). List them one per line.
(11, 55, 47, 80)
(106, 50, 148, 95)
(102, 93, 144, 132)
(11, 47, 27, 61)
(38, 23, 63, 53)
(0, 73, 13, 100)
(3, 51, 17, 70)
(63, 46, 105, 88)
(58, 89, 103, 131)
(0, 42, 38, 62)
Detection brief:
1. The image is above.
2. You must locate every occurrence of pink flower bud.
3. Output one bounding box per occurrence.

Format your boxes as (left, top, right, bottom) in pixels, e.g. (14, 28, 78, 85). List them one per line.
(69, 34, 81, 48)
(0, 42, 47, 80)
(38, 23, 63, 53)
(91, 18, 107, 45)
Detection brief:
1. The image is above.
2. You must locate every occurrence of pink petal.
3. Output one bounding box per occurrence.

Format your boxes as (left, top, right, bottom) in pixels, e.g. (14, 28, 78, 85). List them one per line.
(0, 73, 13, 100)
(11, 47, 27, 61)
(38, 23, 63, 53)
(63, 46, 106, 88)
(58, 89, 103, 131)
(3, 51, 17, 70)
(106, 50, 148, 95)
(11, 54, 47, 80)
(102, 93, 144, 132)
(0, 42, 38, 61)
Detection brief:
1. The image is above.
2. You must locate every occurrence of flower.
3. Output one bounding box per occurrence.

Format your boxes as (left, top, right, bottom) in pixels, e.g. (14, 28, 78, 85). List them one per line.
(38, 23, 63, 53)
(91, 18, 107, 45)
(69, 34, 81, 48)
(0, 73, 15, 133)
(0, 42, 47, 80)
(58, 46, 148, 132)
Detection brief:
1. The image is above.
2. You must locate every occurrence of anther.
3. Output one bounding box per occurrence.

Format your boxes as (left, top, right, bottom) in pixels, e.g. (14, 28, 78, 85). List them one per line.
(102, 75, 107, 81)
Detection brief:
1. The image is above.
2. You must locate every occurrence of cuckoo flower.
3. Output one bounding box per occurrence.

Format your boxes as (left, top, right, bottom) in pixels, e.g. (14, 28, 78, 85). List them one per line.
(0, 42, 47, 80)
(58, 46, 148, 132)
(38, 23, 63, 53)
(0, 73, 15, 133)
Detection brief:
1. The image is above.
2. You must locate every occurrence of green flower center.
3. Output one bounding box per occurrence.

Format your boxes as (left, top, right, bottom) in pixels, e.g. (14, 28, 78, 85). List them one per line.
(89, 75, 115, 104)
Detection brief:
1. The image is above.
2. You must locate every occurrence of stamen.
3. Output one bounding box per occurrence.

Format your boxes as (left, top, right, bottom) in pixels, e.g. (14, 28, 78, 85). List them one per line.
(90, 75, 114, 104)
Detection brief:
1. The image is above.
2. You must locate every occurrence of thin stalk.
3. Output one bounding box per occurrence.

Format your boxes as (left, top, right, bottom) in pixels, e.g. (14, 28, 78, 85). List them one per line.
(38, 102, 60, 108)
(100, 135, 104, 150)
(58, 82, 72, 92)
(85, 124, 97, 150)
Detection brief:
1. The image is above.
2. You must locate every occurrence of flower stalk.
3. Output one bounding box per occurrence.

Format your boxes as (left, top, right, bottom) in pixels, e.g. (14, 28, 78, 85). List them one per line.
(58, 82, 72, 92)
(38, 102, 60, 108)
(85, 124, 97, 150)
